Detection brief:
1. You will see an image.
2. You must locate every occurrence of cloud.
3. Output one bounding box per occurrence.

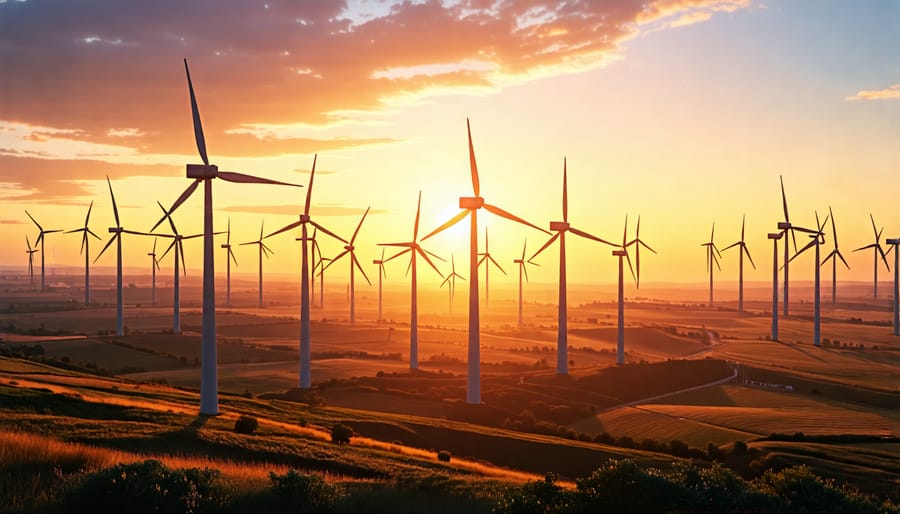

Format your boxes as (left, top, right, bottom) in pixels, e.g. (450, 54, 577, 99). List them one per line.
(846, 84, 900, 101)
(0, 219, 26, 225)
(668, 11, 713, 28)
(220, 204, 388, 217)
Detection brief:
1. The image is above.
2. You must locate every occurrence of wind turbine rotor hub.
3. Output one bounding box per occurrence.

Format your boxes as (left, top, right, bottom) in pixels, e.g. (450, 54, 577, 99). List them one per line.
(549, 221, 569, 231)
(186, 163, 218, 178)
(345, 245, 354, 251)
(300, 214, 311, 223)
(459, 196, 484, 209)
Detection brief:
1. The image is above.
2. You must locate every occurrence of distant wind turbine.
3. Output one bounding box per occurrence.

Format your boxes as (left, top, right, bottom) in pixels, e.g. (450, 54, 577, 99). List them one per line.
(381, 192, 445, 369)
(613, 215, 637, 365)
(477, 227, 506, 307)
(25, 210, 61, 292)
(66, 201, 101, 306)
(266, 155, 345, 388)
(373, 249, 387, 322)
(779, 175, 800, 316)
(787, 212, 828, 347)
(317, 255, 332, 309)
(324, 207, 372, 324)
(529, 158, 614, 375)
(422, 119, 547, 403)
(767, 231, 784, 341)
(722, 215, 756, 313)
(157, 201, 205, 334)
(441, 254, 466, 314)
(701, 223, 722, 305)
(886, 238, 900, 336)
(625, 215, 655, 289)
(152, 59, 301, 415)
(240, 220, 273, 308)
(148, 238, 161, 305)
(853, 214, 890, 299)
(221, 219, 237, 307)
(24, 236, 38, 287)
(512, 239, 538, 328)
(820, 206, 849, 304)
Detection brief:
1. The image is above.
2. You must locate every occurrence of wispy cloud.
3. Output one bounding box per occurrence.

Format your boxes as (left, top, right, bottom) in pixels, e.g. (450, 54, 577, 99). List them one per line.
(846, 84, 900, 101)
(220, 204, 387, 217)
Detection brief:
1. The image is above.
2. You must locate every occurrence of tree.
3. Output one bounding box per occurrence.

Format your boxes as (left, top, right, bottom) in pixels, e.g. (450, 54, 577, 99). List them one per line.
(234, 415, 258, 435)
(330, 423, 353, 444)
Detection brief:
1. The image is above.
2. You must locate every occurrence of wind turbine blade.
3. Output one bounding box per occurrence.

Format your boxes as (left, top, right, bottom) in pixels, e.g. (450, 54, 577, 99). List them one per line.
(88, 229, 102, 240)
(309, 221, 348, 244)
(94, 235, 118, 262)
(262, 243, 274, 257)
(265, 220, 303, 239)
(853, 243, 876, 252)
(530, 232, 560, 261)
(154, 257, 161, 271)
(870, 213, 878, 239)
(467, 118, 480, 197)
(521, 238, 527, 261)
(153, 180, 200, 231)
(85, 200, 94, 227)
(780, 175, 790, 222)
(488, 254, 507, 275)
(160, 239, 178, 260)
(821, 252, 834, 266)
(25, 210, 42, 231)
(622, 213, 628, 248)
(329, 249, 350, 266)
(218, 171, 300, 187)
(879, 246, 890, 271)
(226, 218, 231, 245)
(229, 248, 238, 266)
(741, 214, 746, 241)
(304, 154, 317, 215)
(639, 240, 657, 254)
(421, 209, 468, 241)
(477, 254, 488, 267)
(25, 235, 32, 252)
(483, 204, 549, 234)
(414, 191, 422, 240)
(712, 251, 721, 271)
(828, 206, 837, 248)
(423, 248, 447, 262)
(417, 246, 444, 278)
(184, 58, 209, 166)
(352, 253, 372, 285)
(745, 245, 757, 270)
(523, 262, 530, 283)
(260, 219, 265, 241)
(569, 226, 616, 247)
(152, 237, 158, 254)
(562, 157, 568, 223)
(351, 206, 370, 244)
(625, 249, 636, 283)
(106, 176, 120, 226)
(837, 251, 850, 270)
(788, 239, 817, 264)
(80, 231, 87, 255)
(722, 241, 741, 252)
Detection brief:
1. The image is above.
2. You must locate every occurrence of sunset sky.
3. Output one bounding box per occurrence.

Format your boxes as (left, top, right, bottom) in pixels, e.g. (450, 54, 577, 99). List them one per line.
(1, 0, 898, 292)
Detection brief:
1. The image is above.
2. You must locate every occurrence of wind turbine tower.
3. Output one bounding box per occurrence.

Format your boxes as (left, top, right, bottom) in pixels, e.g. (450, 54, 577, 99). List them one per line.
(723, 215, 755, 312)
(767, 232, 783, 341)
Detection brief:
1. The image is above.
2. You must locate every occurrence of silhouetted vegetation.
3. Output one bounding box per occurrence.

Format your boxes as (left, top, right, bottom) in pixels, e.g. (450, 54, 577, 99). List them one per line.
(331, 423, 353, 445)
(234, 415, 259, 435)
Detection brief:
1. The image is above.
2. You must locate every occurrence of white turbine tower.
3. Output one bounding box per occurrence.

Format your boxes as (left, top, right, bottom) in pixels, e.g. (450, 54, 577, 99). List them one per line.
(266, 156, 345, 389)
(613, 215, 637, 365)
(221, 219, 237, 307)
(381, 192, 444, 369)
(477, 228, 505, 307)
(66, 201, 101, 306)
(441, 254, 466, 314)
(722, 215, 756, 313)
(821, 206, 849, 304)
(240, 220, 273, 308)
(512, 239, 538, 328)
(624, 215, 656, 289)
(422, 119, 547, 403)
(324, 207, 372, 325)
(853, 214, 889, 300)
(779, 175, 800, 316)
(152, 59, 301, 415)
(886, 238, 900, 336)
(25, 211, 61, 292)
(157, 202, 206, 335)
(373, 249, 387, 322)
(530, 158, 615, 375)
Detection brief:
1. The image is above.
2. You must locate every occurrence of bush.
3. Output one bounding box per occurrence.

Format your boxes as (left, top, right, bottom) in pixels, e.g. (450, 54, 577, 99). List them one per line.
(330, 423, 353, 444)
(268, 470, 340, 512)
(437, 450, 452, 463)
(65, 459, 228, 514)
(234, 415, 259, 435)
(493, 473, 572, 514)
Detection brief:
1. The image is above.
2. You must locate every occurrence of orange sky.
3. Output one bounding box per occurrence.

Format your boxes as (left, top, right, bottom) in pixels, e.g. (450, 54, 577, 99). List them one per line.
(1, 0, 898, 293)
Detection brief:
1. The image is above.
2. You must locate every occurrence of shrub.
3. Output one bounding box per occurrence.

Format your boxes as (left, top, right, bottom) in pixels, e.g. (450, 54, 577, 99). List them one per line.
(234, 415, 259, 435)
(437, 450, 452, 463)
(330, 423, 353, 444)
(65, 459, 228, 514)
(575, 459, 689, 513)
(268, 470, 340, 512)
(493, 473, 571, 514)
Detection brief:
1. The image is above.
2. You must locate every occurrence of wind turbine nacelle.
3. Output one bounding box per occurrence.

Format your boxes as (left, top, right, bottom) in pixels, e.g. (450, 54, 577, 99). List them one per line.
(513, 259, 524, 264)
(109, 227, 121, 233)
(459, 197, 484, 209)
(612, 249, 627, 257)
(767, 233, 783, 240)
(186, 164, 218, 178)
(777, 222, 791, 230)
(373, 260, 382, 265)
(549, 221, 569, 231)
(221, 244, 229, 249)
(887, 238, 900, 245)
(344, 245, 354, 251)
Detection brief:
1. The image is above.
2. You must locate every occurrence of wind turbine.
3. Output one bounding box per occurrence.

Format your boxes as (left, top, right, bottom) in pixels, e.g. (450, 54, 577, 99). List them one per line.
(779, 175, 799, 316)
(512, 239, 538, 328)
(625, 215, 656, 289)
(722, 215, 756, 313)
(66, 201, 102, 306)
(612, 215, 637, 365)
(853, 214, 890, 299)
(152, 59, 301, 415)
(477, 228, 506, 307)
(422, 119, 547, 404)
(787, 212, 828, 347)
(157, 202, 205, 334)
(96, 177, 154, 337)
(373, 249, 387, 322)
(441, 254, 466, 314)
(310, 228, 321, 307)
(220, 219, 237, 307)
(529, 158, 614, 376)
(148, 238, 161, 305)
(324, 208, 372, 324)
(24, 236, 38, 287)
(701, 223, 722, 305)
(886, 238, 900, 336)
(820, 207, 849, 304)
(240, 220, 273, 308)
(266, 155, 345, 389)
(381, 192, 444, 369)
(767, 232, 783, 341)
(317, 255, 332, 309)
(25, 211, 61, 292)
